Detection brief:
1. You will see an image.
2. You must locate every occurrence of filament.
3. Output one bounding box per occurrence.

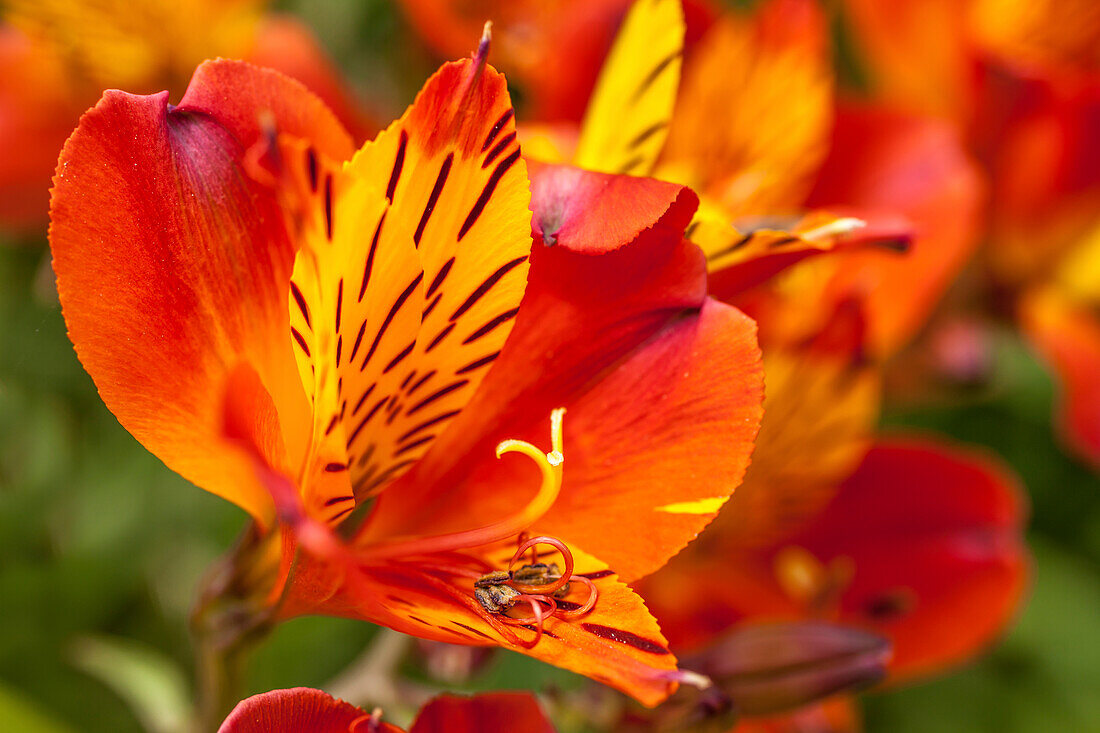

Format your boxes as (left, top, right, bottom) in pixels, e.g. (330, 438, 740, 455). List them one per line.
(508, 536, 574, 595)
(555, 576, 597, 619)
(361, 409, 565, 560)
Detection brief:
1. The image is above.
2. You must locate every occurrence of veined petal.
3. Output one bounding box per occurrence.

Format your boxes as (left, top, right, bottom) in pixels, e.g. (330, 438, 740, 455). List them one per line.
(219, 688, 403, 733)
(574, 0, 685, 176)
(658, 0, 832, 216)
(49, 61, 351, 522)
(280, 56, 533, 505)
(284, 537, 681, 707)
(358, 168, 749, 582)
(534, 298, 762, 581)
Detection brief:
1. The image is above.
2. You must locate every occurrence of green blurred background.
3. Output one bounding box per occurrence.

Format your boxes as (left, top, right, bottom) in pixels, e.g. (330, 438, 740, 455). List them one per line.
(2, 0, 1099, 731)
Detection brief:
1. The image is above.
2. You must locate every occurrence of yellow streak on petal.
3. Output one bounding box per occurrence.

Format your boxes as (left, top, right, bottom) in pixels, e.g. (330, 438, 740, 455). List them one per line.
(655, 496, 728, 515)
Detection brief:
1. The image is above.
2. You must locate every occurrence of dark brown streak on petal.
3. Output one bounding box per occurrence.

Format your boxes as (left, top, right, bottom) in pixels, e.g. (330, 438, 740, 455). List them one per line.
(461, 148, 521, 241)
(582, 623, 670, 654)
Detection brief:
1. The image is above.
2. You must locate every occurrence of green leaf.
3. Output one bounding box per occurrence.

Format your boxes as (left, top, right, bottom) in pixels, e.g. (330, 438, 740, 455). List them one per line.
(69, 636, 191, 733)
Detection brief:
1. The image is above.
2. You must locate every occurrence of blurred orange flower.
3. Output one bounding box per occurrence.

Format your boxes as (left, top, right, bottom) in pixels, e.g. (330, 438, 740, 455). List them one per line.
(0, 0, 368, 233)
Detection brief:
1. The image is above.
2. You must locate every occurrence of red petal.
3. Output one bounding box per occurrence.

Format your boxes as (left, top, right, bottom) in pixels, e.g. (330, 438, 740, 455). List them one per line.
(219, 687, 403, 733)
(360, 166, 706, 544)
(410, 693, 554, 733)
(534, 298, 762, 581)
(812, 439, 1030, 680)
(806, 104, 984, 356)
(645, 438, 1028, 681)
(50, 61, 350, 522)
(359, 168, 762, 582)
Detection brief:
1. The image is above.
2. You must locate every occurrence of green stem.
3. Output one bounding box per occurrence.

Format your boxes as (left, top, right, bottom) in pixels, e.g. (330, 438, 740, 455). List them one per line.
(189, 525, 281, 733)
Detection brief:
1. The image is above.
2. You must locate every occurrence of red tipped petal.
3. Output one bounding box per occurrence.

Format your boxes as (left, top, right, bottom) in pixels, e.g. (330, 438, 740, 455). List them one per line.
(219, 688, 402, 733)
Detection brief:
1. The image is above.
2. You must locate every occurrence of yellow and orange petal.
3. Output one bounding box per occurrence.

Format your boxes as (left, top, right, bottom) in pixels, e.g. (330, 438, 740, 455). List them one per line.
(276, 54, 533, 514)
(658, 0, 832, 217)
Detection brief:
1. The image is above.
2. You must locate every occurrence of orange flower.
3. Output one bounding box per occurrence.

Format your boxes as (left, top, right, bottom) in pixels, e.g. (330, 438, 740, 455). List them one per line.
(843, 0, 1100, 465)
(0, 0, 368, 233)
(641, 439, 1029, 683)
(477, 0, 979, 360)
(219, 688, 554, 733)
(49, 48, 764, 705)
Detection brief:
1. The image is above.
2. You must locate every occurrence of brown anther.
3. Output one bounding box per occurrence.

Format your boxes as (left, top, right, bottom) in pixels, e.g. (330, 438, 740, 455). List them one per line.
(512, 562, 571, 599)
(474, 583, 521, 614)
(474, 570, 511, 588)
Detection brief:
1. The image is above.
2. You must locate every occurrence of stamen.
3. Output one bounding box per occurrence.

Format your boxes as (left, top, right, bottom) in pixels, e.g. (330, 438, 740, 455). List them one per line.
(508, 536, 574, 595)
(555, 575, 597, 619)
(500, 594, 557, 625)
(498, 595, 547, 648)
(361, 409, 565, 560)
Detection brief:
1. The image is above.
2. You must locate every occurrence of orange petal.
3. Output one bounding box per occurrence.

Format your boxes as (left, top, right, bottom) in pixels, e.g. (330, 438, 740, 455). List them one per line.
(219, 688, 404, 733)
(49, 61, 351, 522)
(410, 693, 554, 733)
(659, 0, 832, 216)
(282, 56, 533, 507)
(283, 537, 681, 707)
(717, 300, 881, 548)
(841, 0, 972, 121)
(1021, 286, 1100, 468)
(359, 168, 762, 583)
(805, 104, 984, 357)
